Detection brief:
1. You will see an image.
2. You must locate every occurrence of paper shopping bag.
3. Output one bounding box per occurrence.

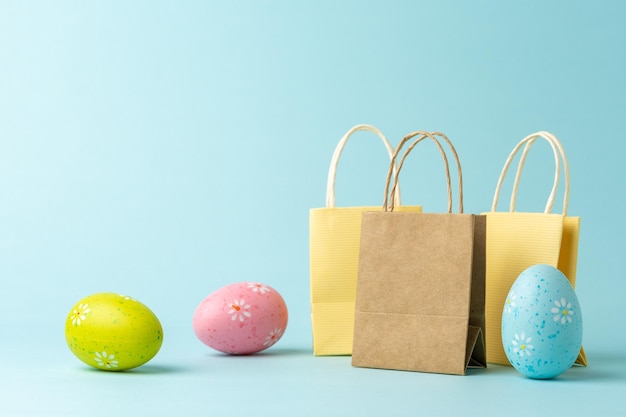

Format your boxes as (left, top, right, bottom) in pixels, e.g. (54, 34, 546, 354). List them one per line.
(309, 124, 422, 356)
(352, 131, 486, 375)
(483, 131, 587, 366)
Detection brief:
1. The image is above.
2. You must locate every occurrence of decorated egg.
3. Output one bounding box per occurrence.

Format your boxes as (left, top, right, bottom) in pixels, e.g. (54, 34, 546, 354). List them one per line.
(193, 282, 288, 354)
(65, 293, 163, 371)
(501, 264, 583, 379)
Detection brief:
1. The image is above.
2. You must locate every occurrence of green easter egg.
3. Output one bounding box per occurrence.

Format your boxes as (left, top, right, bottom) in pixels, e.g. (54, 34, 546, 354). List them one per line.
(65, 293, 163, 371)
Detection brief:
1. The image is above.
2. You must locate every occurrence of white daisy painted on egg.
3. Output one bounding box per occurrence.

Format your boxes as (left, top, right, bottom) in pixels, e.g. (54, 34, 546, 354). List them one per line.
(94, 351, 119, 369)
(247, 282, 271, 294)
(69, 303, 91, 326)
(551, 298, 574, 324)
(228, 299, 252, 322)
(512, 332, 534, 357)
(504, 293, 517, 314)
(263, 328, 283, 347)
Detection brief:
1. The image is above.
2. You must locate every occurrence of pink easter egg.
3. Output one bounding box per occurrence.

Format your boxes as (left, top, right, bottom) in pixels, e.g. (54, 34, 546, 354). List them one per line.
(192, 282, 288, 355)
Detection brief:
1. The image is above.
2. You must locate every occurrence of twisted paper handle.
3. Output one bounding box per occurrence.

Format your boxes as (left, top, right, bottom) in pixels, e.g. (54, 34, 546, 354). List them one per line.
(383, 131, 463, 213)
(326, 124, 402, 208)
(491, 131, 569, 214)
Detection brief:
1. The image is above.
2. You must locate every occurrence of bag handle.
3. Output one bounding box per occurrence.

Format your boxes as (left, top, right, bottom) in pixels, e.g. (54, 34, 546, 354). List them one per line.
(326, 124, 402, 208)
(511, 131, 569, 214)
(383, 131, 463, 213)
(490, 131, 569, 214)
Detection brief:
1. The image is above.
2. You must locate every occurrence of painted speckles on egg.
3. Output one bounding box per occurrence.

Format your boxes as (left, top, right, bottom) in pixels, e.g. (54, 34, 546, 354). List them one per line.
(193, 282, 288, 355)
(501, 264, 583, 379)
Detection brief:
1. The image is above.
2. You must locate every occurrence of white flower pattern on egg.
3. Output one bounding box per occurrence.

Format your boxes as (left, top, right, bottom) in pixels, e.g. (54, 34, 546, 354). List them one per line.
(247, 282, 271, 294)
(228, 299, 252, 322)
(512, 332, 534, 357)
(263, 328, 283, 347)
(551, 298, 574, 324)
(94, 351, 119, 369)
(504, 293, 517, 314)
(69, 303, 90, 326)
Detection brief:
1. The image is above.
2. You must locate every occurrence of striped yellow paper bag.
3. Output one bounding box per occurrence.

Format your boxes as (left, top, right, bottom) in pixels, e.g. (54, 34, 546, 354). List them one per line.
(310, 124, 422, 356)
(483, 131, 587, 366)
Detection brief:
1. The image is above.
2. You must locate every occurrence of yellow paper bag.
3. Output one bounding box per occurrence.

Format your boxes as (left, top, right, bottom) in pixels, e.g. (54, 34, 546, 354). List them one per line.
(483, 131, 587, 366)
(310, 124, 422, 356)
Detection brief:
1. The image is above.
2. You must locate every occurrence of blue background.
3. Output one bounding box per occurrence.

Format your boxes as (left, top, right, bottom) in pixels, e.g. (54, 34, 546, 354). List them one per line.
(1, 1, 625, 416)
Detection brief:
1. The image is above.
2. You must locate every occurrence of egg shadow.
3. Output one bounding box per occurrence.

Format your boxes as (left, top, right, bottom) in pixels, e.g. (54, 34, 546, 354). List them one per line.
(553, 352, 626, 383)
(78, 363, 189, 375)
(125, 364, 190, 374)
(205, 347, 312, 359)
(482, 351, 626, 383)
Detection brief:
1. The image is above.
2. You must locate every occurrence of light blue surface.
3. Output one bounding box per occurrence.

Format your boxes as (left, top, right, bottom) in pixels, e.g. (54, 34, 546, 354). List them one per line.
(1, 1, 625, 416)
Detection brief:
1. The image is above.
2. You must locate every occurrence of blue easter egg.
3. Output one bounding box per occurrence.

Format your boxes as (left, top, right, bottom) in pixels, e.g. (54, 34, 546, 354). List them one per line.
(501, 264, 583, 379)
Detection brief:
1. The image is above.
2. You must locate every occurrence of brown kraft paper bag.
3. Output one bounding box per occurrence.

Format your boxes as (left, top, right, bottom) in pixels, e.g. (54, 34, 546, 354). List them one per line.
(352, 131, 486, 375)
